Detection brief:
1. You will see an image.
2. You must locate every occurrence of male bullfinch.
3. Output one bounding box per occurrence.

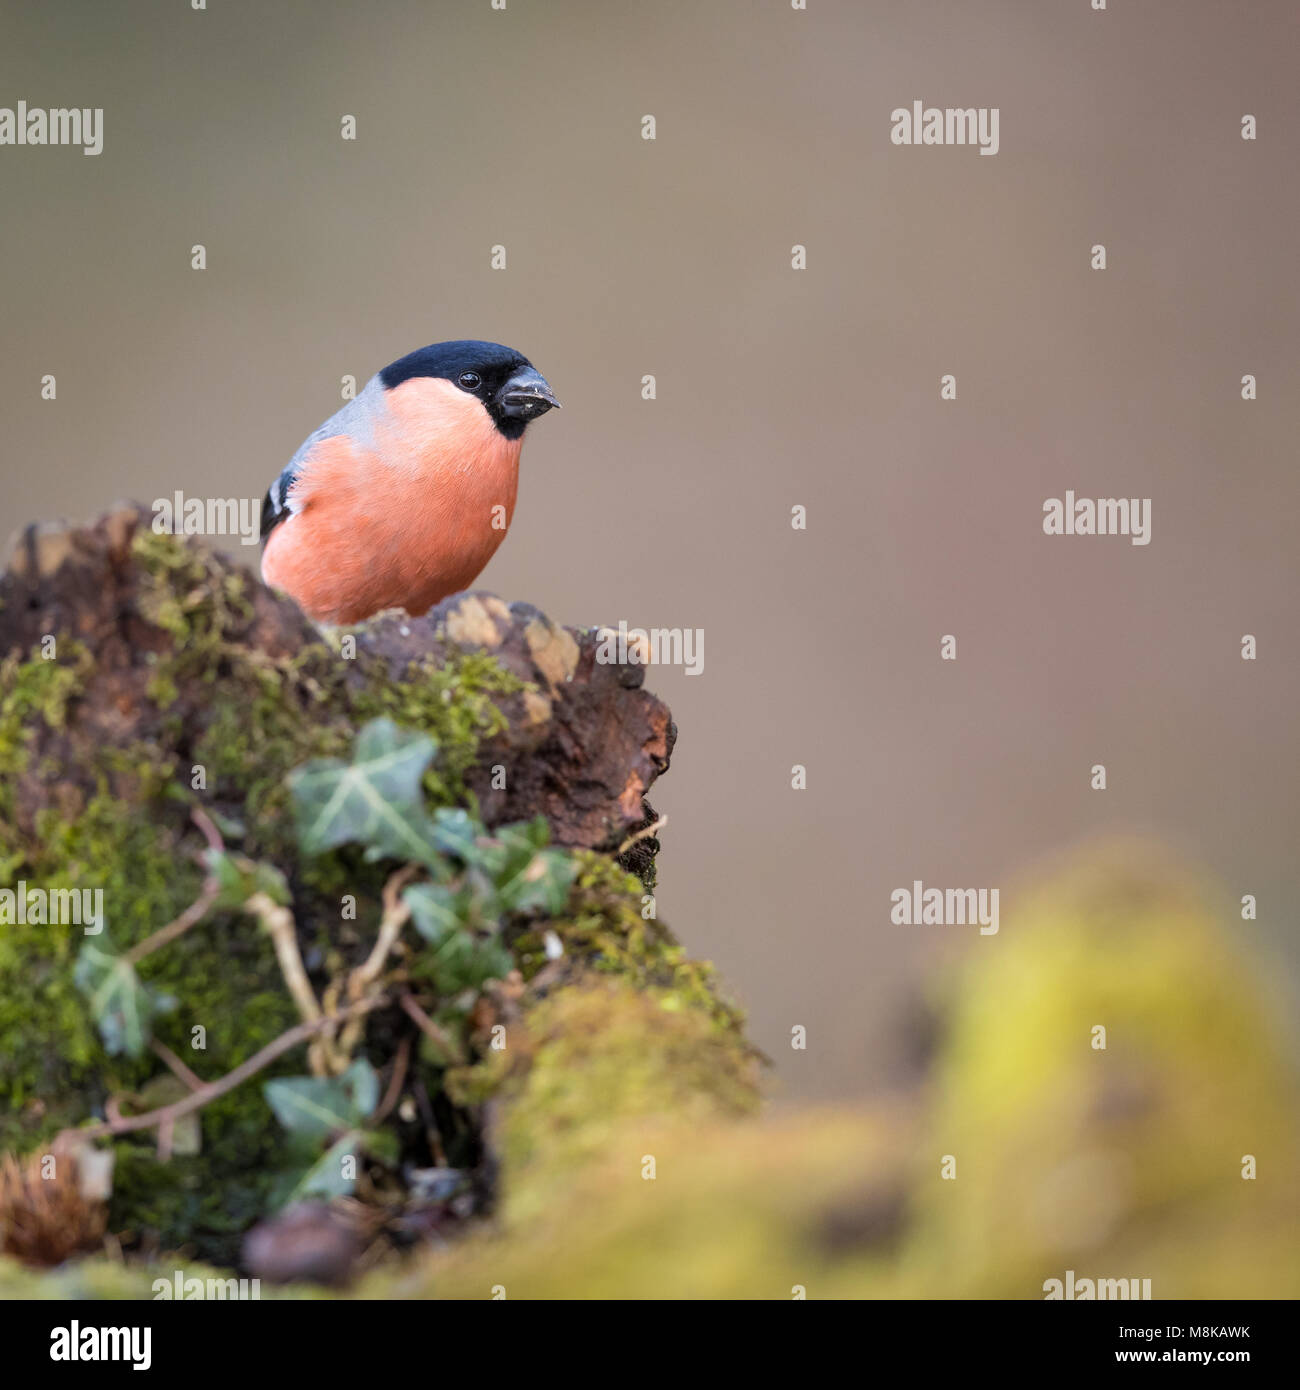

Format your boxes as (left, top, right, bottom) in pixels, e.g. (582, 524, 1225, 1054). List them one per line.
(260, 340, 559, 625)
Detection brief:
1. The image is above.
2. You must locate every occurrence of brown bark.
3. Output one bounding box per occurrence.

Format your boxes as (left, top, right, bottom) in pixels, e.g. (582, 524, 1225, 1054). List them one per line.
(0, 506, 673, 863)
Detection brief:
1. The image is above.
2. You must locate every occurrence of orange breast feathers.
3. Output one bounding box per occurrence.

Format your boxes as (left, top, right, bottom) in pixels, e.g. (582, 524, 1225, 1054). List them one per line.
(261, 378, 523, 625)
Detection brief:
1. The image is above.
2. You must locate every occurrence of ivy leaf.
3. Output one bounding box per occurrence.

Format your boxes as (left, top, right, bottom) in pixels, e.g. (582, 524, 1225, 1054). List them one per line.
(498, 816, 553, 855)
(478, 817, 556, 905)
(133, 1075, 202, 1156)
(360, 1127, 399, 1165)
(405, 882, 471, 946)
(464, 937, 516, 990)
(415, 1023, 460, 1070)
(205, 808, 246, 841)
(203, 848, 290, 909)
(74, 939, 175, 1059)
(430, 807, 479, 861)
(282, 1125, 398, 1204)
(286, 1130, 365, 1202)
(418, 928, 514, 995)
(263, 1058, 379, 1141)
(494, 839, 577, 916)
(287, 718, 440, 865)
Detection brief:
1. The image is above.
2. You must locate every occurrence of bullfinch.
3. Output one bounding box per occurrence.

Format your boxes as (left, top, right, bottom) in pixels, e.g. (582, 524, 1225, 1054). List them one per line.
(260, 339, 560, 625)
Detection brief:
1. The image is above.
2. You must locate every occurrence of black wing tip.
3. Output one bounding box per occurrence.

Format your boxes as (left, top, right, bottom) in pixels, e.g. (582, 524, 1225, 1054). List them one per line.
(260, 487, 285, 542)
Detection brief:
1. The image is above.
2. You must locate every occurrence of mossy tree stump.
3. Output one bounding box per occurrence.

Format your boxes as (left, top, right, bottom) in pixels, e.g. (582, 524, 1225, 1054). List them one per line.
(0, 507, 754, 1276)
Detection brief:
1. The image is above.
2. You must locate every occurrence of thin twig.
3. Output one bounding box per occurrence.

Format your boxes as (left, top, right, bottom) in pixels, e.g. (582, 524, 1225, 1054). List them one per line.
(125, 879, 219, 966)
(399, 992, 466, 1065)
(313, 979, 344, 1077)
(372, 1036, 411, 1126)
(351, 866, 416, 999)
(412, 1078, 447, 1167)
(337, 867, 417, 1059)
(617, 814, 667, 857)
(124, 806, 225, 965)
(151, 1039, 204, 1092)
(63, 997, 383, 1144)
(247, 891, 321, 1025)
(190, 805, 225, 852)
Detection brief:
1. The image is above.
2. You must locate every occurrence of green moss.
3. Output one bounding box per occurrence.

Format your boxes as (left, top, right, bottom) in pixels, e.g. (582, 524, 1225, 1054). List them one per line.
(0, 640, 93, 870)
(505, 981, 758, 1174)
(0, 771, 300, 1263)
(0, 1253, 312, 1300)
(0, 536, 523, 1249)
(396, 978, 766, 1293)
(133, 529, 255, 663)
(350, 649, 522, 811)
(0, 640, 89, 736)
(0, 640, 106, 1138)
(1, 530, 723, 1274)
(127, 532, 528, 955)
(0, 794, 183, 1139)
(144, 669, 180, 710)
(0, 689, 316, 1259)
(445, 857, 750, 1112)
(910, 844, 1300, 1298)
(512, 852, 745, 1034)
(133, 531, 523, 838)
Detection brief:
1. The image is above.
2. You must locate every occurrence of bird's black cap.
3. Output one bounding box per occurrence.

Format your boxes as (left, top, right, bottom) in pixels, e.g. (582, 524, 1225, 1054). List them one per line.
(379, 339, 559, 440)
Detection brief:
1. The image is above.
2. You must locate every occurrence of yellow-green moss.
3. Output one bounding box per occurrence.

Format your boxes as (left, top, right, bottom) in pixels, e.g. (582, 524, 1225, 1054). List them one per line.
(350, 650, 521, 811)
(0, 760, 302, 1263)
(502, 980, 758, 1179)
(0, 1253, 313, 1300)
(0, 534, 532, 1257)
(372, 1107, 904, 1300)
(909, 843, 1300, 1299)
(512, 851, 745, 1034)
(365, 982, 815, 1300)
(132, 528, 255, 663)
(133, 529, 525, 835)
(0, 640, 94, 874)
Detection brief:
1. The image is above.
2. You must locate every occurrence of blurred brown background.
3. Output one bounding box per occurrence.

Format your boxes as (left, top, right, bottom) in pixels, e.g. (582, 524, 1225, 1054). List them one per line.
(3, 0, 1297, 1101)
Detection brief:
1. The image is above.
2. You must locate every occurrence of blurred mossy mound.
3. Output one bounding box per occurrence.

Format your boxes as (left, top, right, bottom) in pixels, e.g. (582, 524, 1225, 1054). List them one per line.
(907, 843, 1300, 1299)
(371, 982, 905, 1300)
(1, 841, 1297, 1298)
(361, 843, 1300, 1299)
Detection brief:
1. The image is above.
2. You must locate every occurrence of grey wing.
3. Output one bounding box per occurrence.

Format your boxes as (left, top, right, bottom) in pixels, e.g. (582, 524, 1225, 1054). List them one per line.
(260, 457, 300, 540)
(260, 378, 383, 541)
(260, 428, 324, 540)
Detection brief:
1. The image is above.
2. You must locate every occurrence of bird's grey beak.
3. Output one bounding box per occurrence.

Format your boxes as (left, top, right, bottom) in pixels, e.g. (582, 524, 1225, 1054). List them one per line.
(497, 367, 561, 420)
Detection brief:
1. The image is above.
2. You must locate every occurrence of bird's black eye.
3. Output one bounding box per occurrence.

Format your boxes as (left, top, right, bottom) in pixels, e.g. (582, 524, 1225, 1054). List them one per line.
(457, 371, 482, 391)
